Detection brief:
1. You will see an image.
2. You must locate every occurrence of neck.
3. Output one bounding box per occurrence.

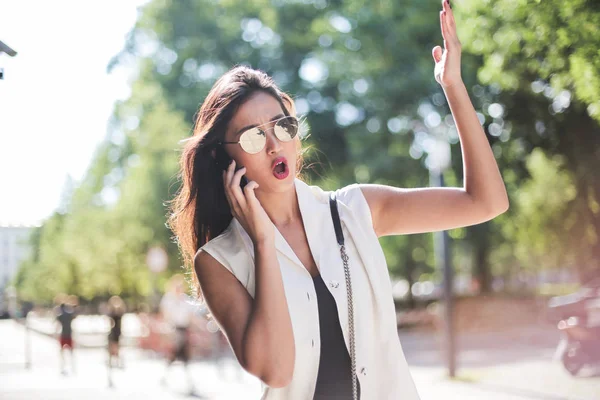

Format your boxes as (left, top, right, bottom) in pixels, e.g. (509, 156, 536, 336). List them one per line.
(254, 180, 302, 229)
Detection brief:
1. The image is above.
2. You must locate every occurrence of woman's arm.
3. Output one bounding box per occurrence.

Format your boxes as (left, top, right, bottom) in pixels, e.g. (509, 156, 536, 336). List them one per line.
(194, 240, 295, 388)
(192, 160, 295, 387)
(362, 0, 508, 237)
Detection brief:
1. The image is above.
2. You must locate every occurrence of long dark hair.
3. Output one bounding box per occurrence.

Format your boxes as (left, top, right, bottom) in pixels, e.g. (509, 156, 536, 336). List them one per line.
(167, 66, 304, 295)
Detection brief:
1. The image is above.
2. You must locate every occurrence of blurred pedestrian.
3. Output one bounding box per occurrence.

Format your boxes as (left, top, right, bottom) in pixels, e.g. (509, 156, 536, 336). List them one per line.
(54, 294, 77, 375)
(159, 274, 198, 395)
(107, 295, 126, 369)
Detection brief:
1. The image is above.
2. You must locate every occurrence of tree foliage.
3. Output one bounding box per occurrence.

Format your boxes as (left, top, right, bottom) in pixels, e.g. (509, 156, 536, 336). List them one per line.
(15, 0, 600, 304)
(460, 0, 600, 280)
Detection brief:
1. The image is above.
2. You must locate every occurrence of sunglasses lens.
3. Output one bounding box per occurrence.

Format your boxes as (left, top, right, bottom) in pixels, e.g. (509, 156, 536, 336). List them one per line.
(274, 116, 298, 142)
(239, 128, 266, 154)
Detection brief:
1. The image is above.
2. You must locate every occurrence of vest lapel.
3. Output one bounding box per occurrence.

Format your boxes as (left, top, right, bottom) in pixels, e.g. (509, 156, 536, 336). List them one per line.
(294, 178, 330, 270)
(232, 213, 304, 271)
(273, 227, 303, 268)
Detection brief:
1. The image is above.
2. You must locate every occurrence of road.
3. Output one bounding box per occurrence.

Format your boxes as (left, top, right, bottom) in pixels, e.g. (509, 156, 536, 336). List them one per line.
(402, 326, 599, 400)
(1, 319, 598, 399)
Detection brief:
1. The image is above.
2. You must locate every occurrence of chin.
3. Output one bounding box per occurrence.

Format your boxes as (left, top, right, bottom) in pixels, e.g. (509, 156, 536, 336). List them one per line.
(265, 174, 294, 192)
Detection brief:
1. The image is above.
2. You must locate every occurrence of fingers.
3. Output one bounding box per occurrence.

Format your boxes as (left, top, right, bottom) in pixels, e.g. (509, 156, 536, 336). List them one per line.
(443, 0, 456, 27)
(440, 11, 459, 53)
(222, 164, 234, 208)
(442, 0, 459, 45)
(439, 11, 447, 45)
(232, 164, 247, 192)
(223, 160, 247, 215)
(243, 181, 260, 204)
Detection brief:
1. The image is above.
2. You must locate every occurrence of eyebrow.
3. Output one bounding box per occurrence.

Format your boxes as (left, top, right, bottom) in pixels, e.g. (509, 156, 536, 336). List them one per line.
(234, 114, 285, 138)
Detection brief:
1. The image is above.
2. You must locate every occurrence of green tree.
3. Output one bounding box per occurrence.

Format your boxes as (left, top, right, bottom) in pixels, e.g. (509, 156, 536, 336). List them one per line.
(25, 0, 596, 304)
(459, 0, 600, 281)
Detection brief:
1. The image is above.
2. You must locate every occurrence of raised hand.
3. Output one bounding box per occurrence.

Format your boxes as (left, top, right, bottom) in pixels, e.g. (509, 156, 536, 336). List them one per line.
(432, 0, 462, 88)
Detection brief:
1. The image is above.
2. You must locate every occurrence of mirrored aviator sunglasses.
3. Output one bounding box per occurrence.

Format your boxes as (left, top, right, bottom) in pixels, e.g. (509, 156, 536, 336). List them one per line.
(221, 116, 299, 154)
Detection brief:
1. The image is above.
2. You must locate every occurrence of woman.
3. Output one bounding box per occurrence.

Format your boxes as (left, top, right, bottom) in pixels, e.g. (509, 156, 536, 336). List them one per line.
(168, 1, 508, 399)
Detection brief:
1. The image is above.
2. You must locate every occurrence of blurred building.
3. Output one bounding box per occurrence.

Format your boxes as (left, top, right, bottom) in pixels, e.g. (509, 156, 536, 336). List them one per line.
(0, 224, 34, 292)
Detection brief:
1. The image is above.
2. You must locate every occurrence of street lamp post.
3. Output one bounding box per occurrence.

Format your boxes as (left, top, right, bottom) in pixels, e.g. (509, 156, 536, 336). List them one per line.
(426, 137, 456, 378)
(25, 315, 31, 369)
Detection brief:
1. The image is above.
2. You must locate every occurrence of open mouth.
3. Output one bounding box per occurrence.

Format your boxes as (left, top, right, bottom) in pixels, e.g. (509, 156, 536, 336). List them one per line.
(274, 161, 286, 173)
(272, 157, 289, 179)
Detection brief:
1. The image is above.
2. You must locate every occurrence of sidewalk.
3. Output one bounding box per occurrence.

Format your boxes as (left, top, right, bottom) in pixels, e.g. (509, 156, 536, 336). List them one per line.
(2, 319, 599, 399)
(400, 328, 600, 400)
(1, 319, 262, 400)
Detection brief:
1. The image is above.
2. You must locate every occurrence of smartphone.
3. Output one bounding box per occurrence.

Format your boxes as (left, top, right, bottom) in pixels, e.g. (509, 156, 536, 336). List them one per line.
(215, 146, 248, 189)
(238, 167, 249, 189)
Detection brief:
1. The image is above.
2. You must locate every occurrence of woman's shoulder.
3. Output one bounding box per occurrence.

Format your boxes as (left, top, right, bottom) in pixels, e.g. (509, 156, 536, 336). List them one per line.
(299, 178, 373, 229)
(298, 178, 364, 205)
(335, 182, 364, 205)
(330, 182, 374, 230)
(310, 180, 367, 210)
(197, 219, 253, 278)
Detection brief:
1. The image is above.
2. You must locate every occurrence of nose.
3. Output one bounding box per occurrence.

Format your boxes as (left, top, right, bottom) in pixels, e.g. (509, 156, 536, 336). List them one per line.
(264, 124, 282, 155)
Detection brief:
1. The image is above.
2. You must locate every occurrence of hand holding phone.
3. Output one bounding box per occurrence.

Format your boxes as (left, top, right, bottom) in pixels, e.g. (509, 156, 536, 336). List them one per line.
(222, 158, 274, 244)
(215, 146, 248, 189)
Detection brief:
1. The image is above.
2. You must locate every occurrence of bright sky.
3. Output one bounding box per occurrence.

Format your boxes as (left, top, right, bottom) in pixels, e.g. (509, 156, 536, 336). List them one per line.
(0, 0, 147, 226)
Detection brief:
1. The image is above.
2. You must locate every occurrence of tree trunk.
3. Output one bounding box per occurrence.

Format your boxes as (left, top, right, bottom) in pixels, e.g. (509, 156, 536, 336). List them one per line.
(474, 240, 491, 293)
(470, 223, 492, 293)
(405, 257, 416, 309)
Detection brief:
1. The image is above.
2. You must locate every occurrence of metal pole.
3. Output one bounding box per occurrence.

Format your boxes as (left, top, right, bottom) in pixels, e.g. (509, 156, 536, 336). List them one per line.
(153, 272, 160, 312)
(25, 317, 31, 369)
(430, 170, 456, 378)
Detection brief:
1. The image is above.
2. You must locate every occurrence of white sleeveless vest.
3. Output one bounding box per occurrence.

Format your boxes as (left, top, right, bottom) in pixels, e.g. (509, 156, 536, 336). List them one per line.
(200, 178, 421, 400)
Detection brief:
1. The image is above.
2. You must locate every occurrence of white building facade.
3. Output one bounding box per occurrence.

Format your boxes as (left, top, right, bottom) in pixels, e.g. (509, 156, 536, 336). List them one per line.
(0, 224, 34, 290)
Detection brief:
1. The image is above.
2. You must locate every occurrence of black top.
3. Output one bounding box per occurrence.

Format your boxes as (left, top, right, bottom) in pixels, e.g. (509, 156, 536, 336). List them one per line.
(56, 306, 76, 339)
(109, 312, 123, 341)
(312, 274, 361, 400)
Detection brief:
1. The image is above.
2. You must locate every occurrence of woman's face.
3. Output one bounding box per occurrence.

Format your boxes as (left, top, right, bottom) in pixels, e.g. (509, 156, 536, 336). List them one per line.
(223, 91, 298, 192)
